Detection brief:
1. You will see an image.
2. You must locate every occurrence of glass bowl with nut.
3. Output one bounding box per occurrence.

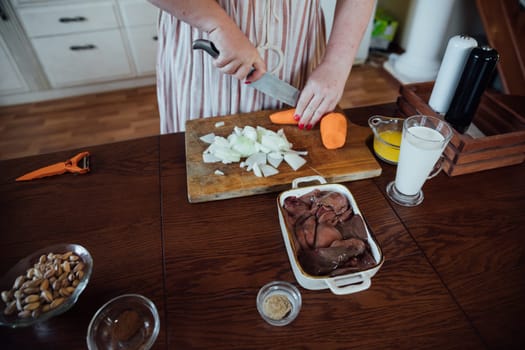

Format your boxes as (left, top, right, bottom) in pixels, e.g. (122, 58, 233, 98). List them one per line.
(0, 243, 93, 328)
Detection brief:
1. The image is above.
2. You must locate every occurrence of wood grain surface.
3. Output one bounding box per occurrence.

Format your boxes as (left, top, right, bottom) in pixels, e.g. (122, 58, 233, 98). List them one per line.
(373, 162, 525, 350)
(0, 53, 400, 161)
(162, 135, 483, 350)
(0, 138, 166, 350)
(1, 103, 524, 349)
(185, 110, 382, 202)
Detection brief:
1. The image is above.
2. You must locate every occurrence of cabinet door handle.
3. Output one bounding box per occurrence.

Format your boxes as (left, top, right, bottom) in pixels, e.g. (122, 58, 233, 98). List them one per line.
(152, 36, 158, 41)
(0, 3, 8, 21)
(59, 16, 87, 23)
(70, 44, 97, 51)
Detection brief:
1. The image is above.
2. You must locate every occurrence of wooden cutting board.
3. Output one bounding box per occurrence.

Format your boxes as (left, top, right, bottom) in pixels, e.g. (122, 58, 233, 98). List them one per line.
(185, 110, 382, 203)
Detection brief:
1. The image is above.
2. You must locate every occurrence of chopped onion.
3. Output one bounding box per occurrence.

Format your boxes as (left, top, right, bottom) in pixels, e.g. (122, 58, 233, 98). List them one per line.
(284, 153, 306, 171)
(214, 170, 225, 176)
(200, 133, 216, 144)
(233, 126, 243, 135)
(212, 136, 230, 147)
(243, 125, 257, 141)
(244, 152, 267, 171)
(215, 121, 225, 128)
(209, 144, 241, 164)
(260, 164, 279, 177)
(203, 152, 221, 163)
(252, 162, 263, 177)
(200, 125, 307, 176)
(284, 149, 309, 156)
(260, 134, 291, 153)
(229, 134, 257, 157)
(267, 152, 283, 168)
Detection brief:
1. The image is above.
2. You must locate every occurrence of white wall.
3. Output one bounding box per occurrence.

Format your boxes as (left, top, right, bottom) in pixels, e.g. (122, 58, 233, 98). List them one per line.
(321, 0, 484, 64)
(320, 0, 377, 64)
(378, 0, 485, 56)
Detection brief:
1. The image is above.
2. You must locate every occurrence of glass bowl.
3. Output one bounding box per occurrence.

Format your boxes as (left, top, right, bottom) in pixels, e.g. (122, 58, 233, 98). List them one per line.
(256, 281, 302, 326)
(0, 243, 93, 328)
(368, 115, 404, 165)
(86, 294, 160, 350)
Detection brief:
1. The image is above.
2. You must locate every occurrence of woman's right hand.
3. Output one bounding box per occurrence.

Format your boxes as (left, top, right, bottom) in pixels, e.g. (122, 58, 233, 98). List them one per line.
(208, 25, 266, 82)
(148, 0, 265, 81)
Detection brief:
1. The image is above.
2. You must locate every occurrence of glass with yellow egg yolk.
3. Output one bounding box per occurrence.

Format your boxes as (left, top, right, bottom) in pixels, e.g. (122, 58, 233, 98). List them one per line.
(373, 130, 402, 164)
(368, 116, 404, 165)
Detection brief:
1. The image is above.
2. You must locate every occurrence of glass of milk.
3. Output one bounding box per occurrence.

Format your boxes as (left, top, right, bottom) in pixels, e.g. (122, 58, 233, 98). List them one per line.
(386, 115, 453, 206)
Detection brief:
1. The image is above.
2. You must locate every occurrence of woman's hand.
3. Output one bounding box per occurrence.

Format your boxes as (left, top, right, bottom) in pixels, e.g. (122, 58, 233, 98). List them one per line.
(208, 26, 266, 82)
(148, 0, 266, 81)
(294, 61, 348, 130)
(293, 0, 375, 130)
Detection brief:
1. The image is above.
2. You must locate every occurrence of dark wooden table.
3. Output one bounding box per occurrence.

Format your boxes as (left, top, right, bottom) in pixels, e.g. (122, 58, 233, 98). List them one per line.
(1, 103, 524, 349)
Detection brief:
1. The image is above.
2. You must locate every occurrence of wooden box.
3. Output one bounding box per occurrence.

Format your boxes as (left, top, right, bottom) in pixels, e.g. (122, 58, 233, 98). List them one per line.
(397, 82, 525, 176)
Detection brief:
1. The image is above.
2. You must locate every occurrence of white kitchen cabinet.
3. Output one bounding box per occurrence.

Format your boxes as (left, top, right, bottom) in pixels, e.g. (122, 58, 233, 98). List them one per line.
(118, 0, 158, 27)
(0, 35, 28, 95)
(17, 2, 120, 37)
(118, 0, 159, 76)
(125, 25, 158, 75)
(1, 0, 159, 105)
(32, 29, 133, 87)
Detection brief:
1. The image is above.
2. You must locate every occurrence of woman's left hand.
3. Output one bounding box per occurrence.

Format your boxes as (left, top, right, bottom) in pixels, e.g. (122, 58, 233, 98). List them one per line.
(294, 61, 349, 130)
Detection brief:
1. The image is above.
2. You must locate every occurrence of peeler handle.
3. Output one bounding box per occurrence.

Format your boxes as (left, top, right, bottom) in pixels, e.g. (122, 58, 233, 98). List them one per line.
(16, 163, 67, 181)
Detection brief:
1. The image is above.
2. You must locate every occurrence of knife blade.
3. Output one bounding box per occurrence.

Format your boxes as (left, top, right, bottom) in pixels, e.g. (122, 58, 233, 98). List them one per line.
(192, 39, 300, 106)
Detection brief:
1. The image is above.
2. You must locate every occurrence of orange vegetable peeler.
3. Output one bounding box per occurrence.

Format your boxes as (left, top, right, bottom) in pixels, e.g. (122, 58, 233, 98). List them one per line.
(16, 151, 90, 181)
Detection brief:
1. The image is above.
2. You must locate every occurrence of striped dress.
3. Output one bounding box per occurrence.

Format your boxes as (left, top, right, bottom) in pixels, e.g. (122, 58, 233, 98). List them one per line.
(156, 0, 327, 133)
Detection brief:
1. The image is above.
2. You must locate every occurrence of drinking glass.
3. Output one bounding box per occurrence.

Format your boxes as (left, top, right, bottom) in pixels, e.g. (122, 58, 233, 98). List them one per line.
(386, 115, 453, 206)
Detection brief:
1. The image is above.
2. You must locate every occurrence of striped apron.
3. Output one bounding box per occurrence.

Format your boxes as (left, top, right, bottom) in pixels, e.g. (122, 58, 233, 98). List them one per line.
(156, 0, 326, 133)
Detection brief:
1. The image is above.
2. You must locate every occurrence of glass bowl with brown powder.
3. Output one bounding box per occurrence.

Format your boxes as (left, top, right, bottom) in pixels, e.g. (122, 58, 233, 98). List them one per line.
(256, 281, 301, 326)
(86, 294, 159, 350)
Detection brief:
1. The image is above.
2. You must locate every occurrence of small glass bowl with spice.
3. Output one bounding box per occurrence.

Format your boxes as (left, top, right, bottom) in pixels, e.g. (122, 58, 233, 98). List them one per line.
(256, 281, 301, 326)
(86, 294, 160, 350)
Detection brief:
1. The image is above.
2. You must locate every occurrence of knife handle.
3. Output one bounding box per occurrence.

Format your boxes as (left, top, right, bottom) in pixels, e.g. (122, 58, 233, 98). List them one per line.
(192, 39, 219, 59)
(193, 39, 258, 79)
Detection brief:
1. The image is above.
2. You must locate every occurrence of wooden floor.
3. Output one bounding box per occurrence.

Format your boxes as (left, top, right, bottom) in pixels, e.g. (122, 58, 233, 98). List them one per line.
(0, 57, 400, 160)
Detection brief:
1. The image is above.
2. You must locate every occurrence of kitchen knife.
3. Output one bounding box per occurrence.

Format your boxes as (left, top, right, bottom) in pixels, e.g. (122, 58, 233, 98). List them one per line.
(192, 39, 300, 106)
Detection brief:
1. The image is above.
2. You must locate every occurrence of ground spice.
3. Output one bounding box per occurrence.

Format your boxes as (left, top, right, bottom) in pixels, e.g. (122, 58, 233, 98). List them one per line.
(263, 294, 292, 320)
(113, 309, 142, 341)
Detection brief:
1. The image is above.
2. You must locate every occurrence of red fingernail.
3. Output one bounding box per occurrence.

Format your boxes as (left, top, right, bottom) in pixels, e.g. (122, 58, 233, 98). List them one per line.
(293, 115, 300, 121)
(306, 124, 313, 130)
(298, 123, 304, 130)
(244, 81, 251, 84)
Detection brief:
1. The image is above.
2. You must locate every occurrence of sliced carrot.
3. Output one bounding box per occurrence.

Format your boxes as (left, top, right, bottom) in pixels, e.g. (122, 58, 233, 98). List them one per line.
(320, 112, 347, 150)
(269, 108, 298, 125)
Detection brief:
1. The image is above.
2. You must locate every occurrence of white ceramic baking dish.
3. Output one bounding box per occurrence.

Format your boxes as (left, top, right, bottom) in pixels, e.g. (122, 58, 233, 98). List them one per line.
(277, 176, 384, 295)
